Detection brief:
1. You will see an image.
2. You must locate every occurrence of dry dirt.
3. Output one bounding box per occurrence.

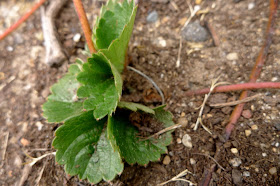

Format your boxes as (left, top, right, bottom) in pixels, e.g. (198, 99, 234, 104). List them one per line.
(0, 0, 280, 185)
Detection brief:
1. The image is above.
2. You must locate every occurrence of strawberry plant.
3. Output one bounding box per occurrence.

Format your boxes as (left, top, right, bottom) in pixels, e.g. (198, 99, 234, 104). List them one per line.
(42, 0, 174, 184)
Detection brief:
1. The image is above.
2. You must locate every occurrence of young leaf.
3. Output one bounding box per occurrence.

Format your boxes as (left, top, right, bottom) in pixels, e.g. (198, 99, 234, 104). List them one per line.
(77, 53, 122, 120)
(100, 5, 137, 72)
(107, 107, 173, 165)
(93, 0, 137, 72)
(118, 101, 155, 114)
(95, 0, 134, 50)
(53, 111, 123, 184)
(42, 64, 83, 123)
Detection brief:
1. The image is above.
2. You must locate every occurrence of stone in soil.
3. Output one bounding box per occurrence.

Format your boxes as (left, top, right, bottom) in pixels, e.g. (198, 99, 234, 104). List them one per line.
(273, 121, 280, 131)
(146, 10, 158, 23)
(269, 167, 277, 175)
(226, 52, 239, 61)
(181, 20, 209, 42)
(232, 169, 242, 185)
(163, 155, 171, 165)
(243, 171, 250, 177)
(251, 125, 258, 130)
(242, 109, 252, 119)
(182, 134, 192, 148)
(245, 129, 251, 137)
(231, 148, 238, 154)
(229, 158, 242, 167)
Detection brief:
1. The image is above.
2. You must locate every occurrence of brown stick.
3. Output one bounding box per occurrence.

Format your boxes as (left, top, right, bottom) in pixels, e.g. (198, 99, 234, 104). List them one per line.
(41, 0, 68, 66)
(73, 0, 96, 54)
(210, 94, 261, 107)
(225, 0, 278, 139)
(185, 82, 280, 96)
(0, 0, 47, 40)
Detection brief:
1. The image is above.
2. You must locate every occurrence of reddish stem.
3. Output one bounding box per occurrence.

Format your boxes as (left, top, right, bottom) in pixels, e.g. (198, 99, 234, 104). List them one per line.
(0, 0, 47, 40)
(73, 0, 96, 54)
(225, 0, 278, 140)
(185, 82, 280, 96)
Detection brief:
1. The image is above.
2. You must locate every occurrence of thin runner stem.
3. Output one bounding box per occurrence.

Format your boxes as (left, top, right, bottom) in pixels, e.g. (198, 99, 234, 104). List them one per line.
(0, 0, 47, 40)
(73, 0, 96, 54)
(185, 82, 280, 96)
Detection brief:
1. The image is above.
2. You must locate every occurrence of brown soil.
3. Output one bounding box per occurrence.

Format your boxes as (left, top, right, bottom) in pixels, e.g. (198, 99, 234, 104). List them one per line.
(1, 0, 280, 185)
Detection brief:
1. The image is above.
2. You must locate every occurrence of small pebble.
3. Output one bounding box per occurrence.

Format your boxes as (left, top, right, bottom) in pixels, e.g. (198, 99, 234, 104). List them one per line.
(35, 121, 43, 131)
(178, 117, 188, 127)
(242, 109, 252, 119)
(255, 168, 259, 172)
(20, 138, 30, 147)
(274, 122, 280, 131)
(163, 155, 171, 165)
(6, 46, 14, 52)
(275, 142, 279, 147)
(262, 153, 267, 157)
(231, 148, 238, 154)
(177, 138, 182, 144)
(153, 37, 167, 47)
(226, 53, 239, 61)
(248, 2, 255, 10)
(232, 169, 242, 185)
(182, 134, 192, 148)
(146, 10, 158, 23)
(269, 167, 277, 175)
(271, 77, 278, 82)
(243, 171, 250, 177)
(195, 0, 202, 4)
(73, 33, 81, 42)
(251, 125, 258, 130)
(190, 158, 196, 165)
(181, 20, 209, 42)
(229, 158, 242, 167)
(245, 130, 251, 137)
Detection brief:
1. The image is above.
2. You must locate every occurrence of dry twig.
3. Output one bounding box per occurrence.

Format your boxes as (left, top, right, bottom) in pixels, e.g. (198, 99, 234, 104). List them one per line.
(192, 153, 225, 171)
(210, 94, 262, 108)
(142, 122, 187, 141)
(193, 77, 229, 133)
(159, 169, 196, 186)
(41, 0, 68, 66)
(0, 131, 9, 168)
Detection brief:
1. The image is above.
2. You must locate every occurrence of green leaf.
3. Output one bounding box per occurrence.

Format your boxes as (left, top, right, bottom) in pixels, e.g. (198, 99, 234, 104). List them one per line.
(100, 5, 137, 72)
(53, 111, 123, 184)
(108, 107, 173, 165)
(77, 53, 122, 120)
(94, 0, 134, 50)
(118, 101, 155, 114)
(42, 64, 84, 123)
(93, 0, 137, 72)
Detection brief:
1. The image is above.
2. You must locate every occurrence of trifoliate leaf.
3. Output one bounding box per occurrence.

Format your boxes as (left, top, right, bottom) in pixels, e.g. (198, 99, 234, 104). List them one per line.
(118, 101, 155, 114)
(42, 64, 83, 123)
(107, 107, 173, 165)
(53, 111, 123, 184)
(77, 53, 122, 120)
